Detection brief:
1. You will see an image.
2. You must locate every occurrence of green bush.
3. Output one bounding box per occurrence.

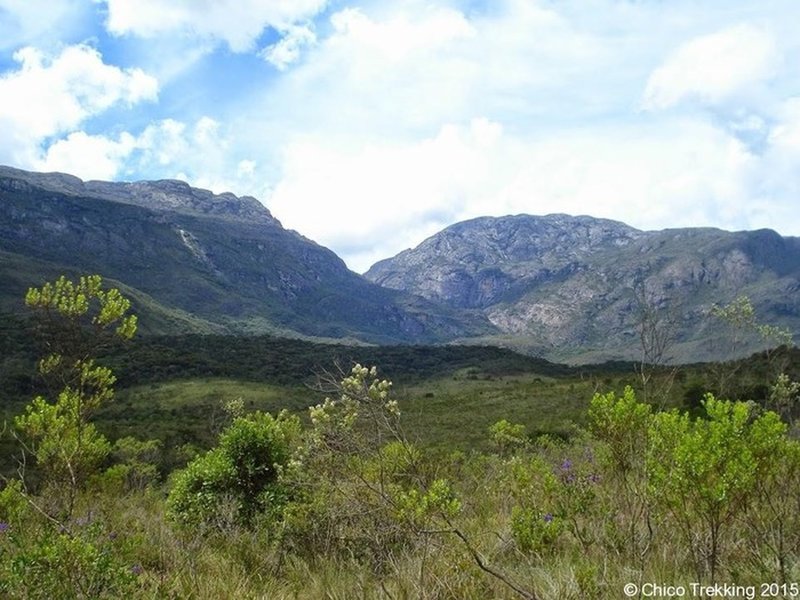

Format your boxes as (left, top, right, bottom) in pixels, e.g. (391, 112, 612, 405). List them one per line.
(648, 395, 787, 579)
(167, 411, 300, 528)
(1, 525, 137, 600)
(510, 507, 563, 555)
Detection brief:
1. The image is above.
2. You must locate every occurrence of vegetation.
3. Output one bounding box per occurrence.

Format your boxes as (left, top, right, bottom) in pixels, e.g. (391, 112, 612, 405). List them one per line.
(1, 276, 799, 598)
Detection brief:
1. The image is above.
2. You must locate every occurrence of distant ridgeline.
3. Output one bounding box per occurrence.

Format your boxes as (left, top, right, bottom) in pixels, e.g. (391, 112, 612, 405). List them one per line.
(2, 165, 800, 363)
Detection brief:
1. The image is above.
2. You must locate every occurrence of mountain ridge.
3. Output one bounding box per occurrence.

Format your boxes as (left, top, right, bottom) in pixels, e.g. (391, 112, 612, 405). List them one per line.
(0, 165, 492, 344)
(2, 165, 799, 363)
(0, 165, 277, 226)
(365, 213, 800, 362)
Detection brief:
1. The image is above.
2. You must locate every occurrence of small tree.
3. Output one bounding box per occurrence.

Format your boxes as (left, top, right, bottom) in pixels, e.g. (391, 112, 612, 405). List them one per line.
(11, 275, 137, 521)
(588, 387, 653, 561)
(709, 296, 793, 398)
(489, 419, 528, 455)
(633, 280, 678, 407)
(647, 396, 786, 581)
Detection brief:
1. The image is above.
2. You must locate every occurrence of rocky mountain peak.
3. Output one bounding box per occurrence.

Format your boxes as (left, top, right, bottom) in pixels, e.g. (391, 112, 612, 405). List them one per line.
(366, 214, 643, 309)
(366, 213, 800, 361)
(0, 165, 278, 226)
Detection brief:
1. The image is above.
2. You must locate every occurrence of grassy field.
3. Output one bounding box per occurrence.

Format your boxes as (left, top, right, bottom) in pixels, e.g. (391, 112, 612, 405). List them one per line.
(98, 365, 650, 469)
(398, 371, 600, 449)
(3, 337, 798, 599)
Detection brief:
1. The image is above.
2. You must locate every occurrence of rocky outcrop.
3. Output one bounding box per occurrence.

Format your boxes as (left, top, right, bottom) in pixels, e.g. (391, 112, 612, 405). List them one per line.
(366, 215, 800, 361)
(0, 166, 277, 225)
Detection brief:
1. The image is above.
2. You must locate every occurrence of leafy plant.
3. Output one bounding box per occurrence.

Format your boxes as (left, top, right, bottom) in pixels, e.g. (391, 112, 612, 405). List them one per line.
(647, 395, 786, 581)
(11, 275, 137, 521)
(167, 410, 300, 529)
(489, 419, 528, 455)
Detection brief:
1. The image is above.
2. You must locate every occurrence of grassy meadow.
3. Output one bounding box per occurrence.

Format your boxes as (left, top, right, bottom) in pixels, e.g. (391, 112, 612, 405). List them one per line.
(2, 287, 799, 598)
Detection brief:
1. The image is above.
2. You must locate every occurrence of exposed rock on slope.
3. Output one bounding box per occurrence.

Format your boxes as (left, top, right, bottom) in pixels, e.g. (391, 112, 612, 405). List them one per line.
(0, 166, 490, 343)
(366, 214, 800, 361)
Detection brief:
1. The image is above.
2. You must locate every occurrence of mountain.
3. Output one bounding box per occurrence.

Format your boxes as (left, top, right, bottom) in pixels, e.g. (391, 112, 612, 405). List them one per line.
(4, 166, 798, 363)
(365, 214, 800, 362)
(0, 166, 490, 343)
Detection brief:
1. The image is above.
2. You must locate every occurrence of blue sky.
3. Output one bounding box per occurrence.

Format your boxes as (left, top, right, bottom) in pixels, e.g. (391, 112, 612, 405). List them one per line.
(2, 1, 800, 272)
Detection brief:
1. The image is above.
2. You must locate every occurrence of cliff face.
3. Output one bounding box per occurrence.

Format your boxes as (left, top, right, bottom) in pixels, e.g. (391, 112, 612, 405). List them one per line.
(0, 166, 490, 343)
(366, 214, 800, 361)
(368, 215, 643, 308)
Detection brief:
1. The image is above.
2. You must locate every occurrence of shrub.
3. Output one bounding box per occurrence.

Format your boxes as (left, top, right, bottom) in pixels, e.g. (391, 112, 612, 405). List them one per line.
(167, 411, 300, 529)
(1, 524, 137, 599)
(648, 395, 786, 580)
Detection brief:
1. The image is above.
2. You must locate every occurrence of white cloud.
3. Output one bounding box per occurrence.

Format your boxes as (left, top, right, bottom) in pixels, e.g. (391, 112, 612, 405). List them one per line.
(268, 117, 502, 271)
(37, 130, 137, 180)
(256, 0, 609, 143)
(101, 0, 328, 52)
(490, 120, 756, 232)
(260, 24, 316, 70)
(642, 24, 780, 110)
(328, 5, 475, 62)
(33, 115, 266, 196)
(130, 117, 263, 197)
(0, 0, 86, 50)
(755, 97, 800, 204)
(0, 44, 158, 166)
(267, 115, 766, 272)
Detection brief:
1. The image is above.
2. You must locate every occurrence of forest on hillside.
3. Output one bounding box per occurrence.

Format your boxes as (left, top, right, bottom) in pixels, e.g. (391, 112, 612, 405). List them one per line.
(1, 276, 799, 599)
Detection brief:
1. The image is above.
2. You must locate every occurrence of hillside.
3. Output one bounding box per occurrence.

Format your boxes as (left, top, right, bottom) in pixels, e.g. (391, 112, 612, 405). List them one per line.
(3, 166, 799, 362)
(0, 166, 490, 343)
(366, 214, 800, 362)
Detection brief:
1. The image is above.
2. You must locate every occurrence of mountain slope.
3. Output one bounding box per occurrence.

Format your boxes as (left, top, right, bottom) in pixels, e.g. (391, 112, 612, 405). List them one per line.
(366, 214, 800, 362)
(0, 166, 491, 343)
(5, 166, 799, 362)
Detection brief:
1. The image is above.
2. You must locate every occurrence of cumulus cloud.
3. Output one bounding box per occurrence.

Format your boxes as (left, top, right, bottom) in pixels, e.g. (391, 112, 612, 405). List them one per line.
(491, 120, 756, 232)
(256, 0, 609, 144)
(267, 115, 762, 272)
(328, 5, 475, 61)
(33, 115, 261, 192)
(260, 24, 316, 70)
(267, 118, 503, 271)
(755, 97, 800, 204)
(100, 0, 328, 52)
(0, 44, 158, 166)
(38, 131, 137, 180)
(642, 24, 780, 110)
(130, 117, 265, 196)
(0, 40, 239, 187)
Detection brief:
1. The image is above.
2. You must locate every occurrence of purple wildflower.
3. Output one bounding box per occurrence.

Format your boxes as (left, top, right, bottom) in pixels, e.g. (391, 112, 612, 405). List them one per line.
(131, 564, 144, 576)
(0, 522, 9, 534)
(560, 459, 573, 471)
(543, 513, 554, 523)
